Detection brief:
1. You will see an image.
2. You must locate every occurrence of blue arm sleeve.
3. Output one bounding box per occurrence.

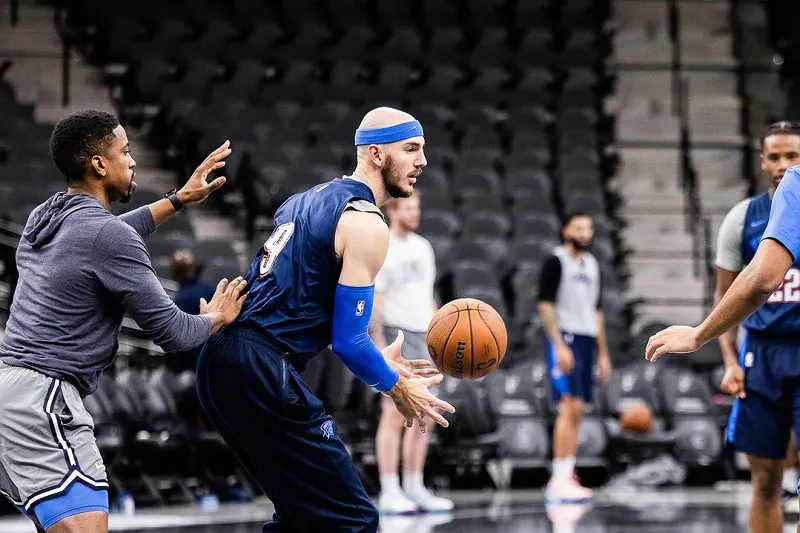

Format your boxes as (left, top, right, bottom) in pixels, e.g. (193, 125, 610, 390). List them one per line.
(331, 283, 400, 392)
(763, 167, 800, 261)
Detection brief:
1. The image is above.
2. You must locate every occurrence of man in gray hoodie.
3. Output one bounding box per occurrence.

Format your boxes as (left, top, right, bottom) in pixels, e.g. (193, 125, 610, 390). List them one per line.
(0, 110, 247, 533)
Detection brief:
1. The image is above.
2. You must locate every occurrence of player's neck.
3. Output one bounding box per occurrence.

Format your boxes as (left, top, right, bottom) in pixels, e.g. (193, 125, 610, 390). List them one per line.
(351, 166, 390, 206)
(67, 182, 112, 211)
(564, 242, 585, 259)
(390, 225, 412, 238)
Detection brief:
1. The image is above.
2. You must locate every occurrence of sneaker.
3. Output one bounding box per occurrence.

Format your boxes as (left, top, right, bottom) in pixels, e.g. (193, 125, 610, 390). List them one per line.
(377, 490, 419, 515)
(404, 486, 454, 513)
(545, 477, 593, 503)
(546, 501, 591, 524)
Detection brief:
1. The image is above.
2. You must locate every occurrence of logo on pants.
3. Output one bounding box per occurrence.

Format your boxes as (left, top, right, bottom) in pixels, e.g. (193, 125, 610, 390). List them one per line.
(320, 419, 335, 440)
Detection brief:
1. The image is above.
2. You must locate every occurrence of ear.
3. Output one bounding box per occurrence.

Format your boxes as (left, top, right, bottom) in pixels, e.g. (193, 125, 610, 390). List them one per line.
(368, 145, 384, 167)
(760, 152, 768, 172)
(91, 155, 106, 177)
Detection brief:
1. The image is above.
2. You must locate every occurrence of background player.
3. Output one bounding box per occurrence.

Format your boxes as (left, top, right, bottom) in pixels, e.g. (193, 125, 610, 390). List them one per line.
(0, 110, 247, 533)
(538, 212, 612, 502)
(713, 121, 800, 533)
(195, 107, 455, 533)
(371, 192, 453, 515)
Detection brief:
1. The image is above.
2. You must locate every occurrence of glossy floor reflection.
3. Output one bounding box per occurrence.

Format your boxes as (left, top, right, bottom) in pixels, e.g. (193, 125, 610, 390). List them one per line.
(1, 486, 794, 532)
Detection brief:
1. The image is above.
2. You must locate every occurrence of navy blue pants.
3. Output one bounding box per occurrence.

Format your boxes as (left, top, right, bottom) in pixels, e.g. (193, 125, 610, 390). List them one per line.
(546, 331, 596, 404)
(196, 326, 378, 532)
(727, 332, 800, 460)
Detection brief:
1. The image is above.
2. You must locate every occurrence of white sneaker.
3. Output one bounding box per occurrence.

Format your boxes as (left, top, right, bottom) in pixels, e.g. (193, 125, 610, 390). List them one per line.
(377, 490, 419, 515)
(545, 476, 593, 503)
(404, 486, 454, 513)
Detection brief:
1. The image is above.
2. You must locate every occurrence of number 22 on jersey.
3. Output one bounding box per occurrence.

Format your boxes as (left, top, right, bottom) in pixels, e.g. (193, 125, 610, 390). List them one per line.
(768, 268, 800, 303)
(259, 222, 295, 278)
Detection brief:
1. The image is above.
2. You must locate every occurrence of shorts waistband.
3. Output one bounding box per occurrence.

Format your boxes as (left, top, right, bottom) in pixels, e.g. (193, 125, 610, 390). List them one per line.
(745, 330, 800, 345)
(222, 325, 310, 371)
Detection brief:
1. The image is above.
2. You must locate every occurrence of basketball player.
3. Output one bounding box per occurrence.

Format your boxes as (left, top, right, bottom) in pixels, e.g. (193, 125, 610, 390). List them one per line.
(0, 110, 248, 533)
(713, 122, 800, 533)
(537, 212, 612, 502)
(195, 107, 455, 533)
(371, 193, 453, 514)
(646, 161, 800, 533)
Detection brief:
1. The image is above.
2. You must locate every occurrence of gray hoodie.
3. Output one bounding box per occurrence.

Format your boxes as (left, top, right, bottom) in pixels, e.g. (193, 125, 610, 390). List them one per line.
(0, 193, 211, 396)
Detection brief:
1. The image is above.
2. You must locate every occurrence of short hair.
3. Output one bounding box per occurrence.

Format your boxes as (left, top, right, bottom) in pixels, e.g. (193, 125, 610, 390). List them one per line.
(758, 121, 800, 151)
(50, 110, 120, 183)
(562, 211, 592, 228)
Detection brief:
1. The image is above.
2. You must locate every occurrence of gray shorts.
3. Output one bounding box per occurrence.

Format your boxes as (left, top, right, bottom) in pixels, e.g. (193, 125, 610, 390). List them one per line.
(383, 325, 438, 395)
(0, 362, 108, 513)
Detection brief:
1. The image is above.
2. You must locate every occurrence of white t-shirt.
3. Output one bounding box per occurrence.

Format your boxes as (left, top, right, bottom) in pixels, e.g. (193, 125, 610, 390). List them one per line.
(375, 232, 436, 332)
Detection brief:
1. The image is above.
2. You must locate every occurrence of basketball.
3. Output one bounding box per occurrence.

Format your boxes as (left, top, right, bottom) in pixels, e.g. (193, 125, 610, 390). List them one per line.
(426, 298, 507, 379)
(619, 403, 654, 434)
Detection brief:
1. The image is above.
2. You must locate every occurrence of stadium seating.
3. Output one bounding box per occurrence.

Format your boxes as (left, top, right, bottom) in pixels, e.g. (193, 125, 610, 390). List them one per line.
(62, 0, 629, 367)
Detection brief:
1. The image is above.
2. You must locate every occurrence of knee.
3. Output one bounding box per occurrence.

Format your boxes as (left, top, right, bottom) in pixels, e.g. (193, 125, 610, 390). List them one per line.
(378, 403, 404, 432)
(752, 468, 783, 501)
(558, 398, 585, 422)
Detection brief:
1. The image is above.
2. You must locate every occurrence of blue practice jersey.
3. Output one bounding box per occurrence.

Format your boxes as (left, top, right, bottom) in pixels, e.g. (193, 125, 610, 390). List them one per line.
(744, 167, 800, 336)
(236, 177, 379, 358)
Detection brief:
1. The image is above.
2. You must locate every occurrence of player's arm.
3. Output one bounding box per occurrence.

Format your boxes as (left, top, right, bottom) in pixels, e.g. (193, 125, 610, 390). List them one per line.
(536, 255, 564, 348)
(714, 267, 741, 367)
(594, 270, 611, 380)
(333, 209, 453, 429)
(647, 170, 800, 360)
(121, 141, 231, 237)
(713, 199, 748, 367)
(93, 220, 245, 351)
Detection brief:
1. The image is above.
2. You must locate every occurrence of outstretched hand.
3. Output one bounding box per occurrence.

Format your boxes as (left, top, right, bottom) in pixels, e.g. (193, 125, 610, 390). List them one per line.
(381, 330, 440, 379)
(177, 140, 232, 205)
(644, 325, 703, 362)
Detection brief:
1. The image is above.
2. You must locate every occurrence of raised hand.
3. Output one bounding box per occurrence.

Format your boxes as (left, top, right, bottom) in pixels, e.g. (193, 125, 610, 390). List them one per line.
(177, 140, 232, 205)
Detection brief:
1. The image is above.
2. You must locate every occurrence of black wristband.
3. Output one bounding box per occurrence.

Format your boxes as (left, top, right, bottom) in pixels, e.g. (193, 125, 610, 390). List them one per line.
(165, 189, 184, 212)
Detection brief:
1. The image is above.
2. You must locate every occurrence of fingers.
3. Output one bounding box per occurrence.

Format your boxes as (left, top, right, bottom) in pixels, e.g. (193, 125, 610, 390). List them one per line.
(407, 359, 434, 368)
(431, 397, 455, 414)
(425, 374, 444, 388)
(224, 276, 247, 298)
(208, 176, 226, 190)
(413, 368, 441, 377)
(425, 407, 449, 428)
(216, 278, 230, 294)
(648, 344, 670, 362)
(392, 330, 404, 347)
(196, 141, 232, 178)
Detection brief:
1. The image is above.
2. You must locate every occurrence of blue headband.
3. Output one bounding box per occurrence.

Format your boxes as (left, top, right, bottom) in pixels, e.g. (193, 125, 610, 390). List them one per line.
(354, 120, 424, 146)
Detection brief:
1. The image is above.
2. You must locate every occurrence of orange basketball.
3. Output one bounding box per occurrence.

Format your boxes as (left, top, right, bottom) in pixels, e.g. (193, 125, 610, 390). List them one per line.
(619, 403, 654, 434)
(426, 298, 507, 379)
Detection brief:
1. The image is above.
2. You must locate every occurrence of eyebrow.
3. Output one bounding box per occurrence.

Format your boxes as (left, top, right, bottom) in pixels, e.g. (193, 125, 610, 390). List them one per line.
(404, 141, 423, 148)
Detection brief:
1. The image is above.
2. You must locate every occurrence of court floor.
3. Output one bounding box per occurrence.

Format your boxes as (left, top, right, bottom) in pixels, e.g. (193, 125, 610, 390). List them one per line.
(0, 485, 795, 532)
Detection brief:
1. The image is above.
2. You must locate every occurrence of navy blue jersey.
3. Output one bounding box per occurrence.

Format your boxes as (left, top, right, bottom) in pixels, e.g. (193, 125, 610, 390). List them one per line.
(236, 177, 378, 358)
(741, 187, 800, 336)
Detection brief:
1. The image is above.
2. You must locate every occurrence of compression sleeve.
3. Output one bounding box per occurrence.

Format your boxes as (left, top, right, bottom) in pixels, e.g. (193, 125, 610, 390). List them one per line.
(331, 283, 400, 392)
